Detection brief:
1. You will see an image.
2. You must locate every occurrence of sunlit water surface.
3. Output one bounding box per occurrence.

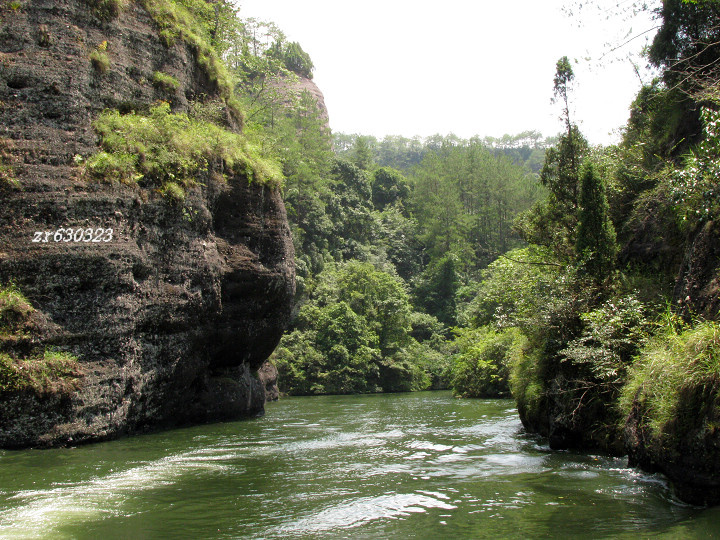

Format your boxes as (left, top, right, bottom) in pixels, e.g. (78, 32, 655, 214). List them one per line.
(1, 392, 719, 539)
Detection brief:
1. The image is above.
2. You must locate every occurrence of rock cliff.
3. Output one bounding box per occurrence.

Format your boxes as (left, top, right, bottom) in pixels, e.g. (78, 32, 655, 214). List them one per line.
(0, 0, 294, 447)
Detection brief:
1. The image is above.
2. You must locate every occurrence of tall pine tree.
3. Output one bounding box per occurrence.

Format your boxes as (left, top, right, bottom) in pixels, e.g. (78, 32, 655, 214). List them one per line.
(575, 163, 617, 280)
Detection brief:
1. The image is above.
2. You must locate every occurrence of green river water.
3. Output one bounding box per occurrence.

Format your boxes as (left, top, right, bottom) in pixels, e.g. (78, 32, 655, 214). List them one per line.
(1, 391, 719, 539)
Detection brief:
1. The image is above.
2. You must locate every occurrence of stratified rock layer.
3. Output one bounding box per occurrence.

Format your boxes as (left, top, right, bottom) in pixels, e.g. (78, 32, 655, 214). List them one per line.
(0, 0, 294, 447)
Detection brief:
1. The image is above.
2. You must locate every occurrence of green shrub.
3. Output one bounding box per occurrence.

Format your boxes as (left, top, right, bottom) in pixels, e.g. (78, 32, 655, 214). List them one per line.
(671, 108, 720, 228)
(620, 319, 720, 436)
(508, 346, 545, 425)
(379, 348, 431, 393)
(158, 28, 176, 47)
(152, 71, 180, 93)
(85, 0, 128, 20)
(158, 181, 185, 202)
(0, 284, 33, 337)
(468, 246, 567, 329)
(85, 151, 138, 183)
(274, 261, 447, 395)
(90, 47, 110, 73)
(560, 294, 651, 386)
(451, 326, 526, 398)
(506, 286, 588, 431)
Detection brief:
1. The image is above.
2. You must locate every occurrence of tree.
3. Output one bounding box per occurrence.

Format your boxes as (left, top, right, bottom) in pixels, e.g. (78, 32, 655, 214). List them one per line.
(351, 136, 375, 170)
(412, 254, 460, 327)
(548, 56, 584, 204)
(539, 125, 588, 214)
(273, 261, 437, 395)
(649, 0, 720, 93)
(325, 159, 377, 260)
(519, 57, 589, 259)
(642, 0, 720, 156)
(575, 163, 617, 280)
(371, 167, 411, 211)
(282, 41, 314, 78)
(553, 56, 575, 136)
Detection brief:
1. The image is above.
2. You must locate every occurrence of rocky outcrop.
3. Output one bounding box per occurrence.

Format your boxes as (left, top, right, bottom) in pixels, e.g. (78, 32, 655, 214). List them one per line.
(618, 220, 720, 503)
(269, 74, 329, 128)
(625, 387, 720, 506)
(0, 0, 294, 447)
(258, 360, 279, 402)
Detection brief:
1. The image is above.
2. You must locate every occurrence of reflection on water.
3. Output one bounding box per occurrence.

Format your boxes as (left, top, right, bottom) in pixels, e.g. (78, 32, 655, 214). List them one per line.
(0, 392, 718, 539)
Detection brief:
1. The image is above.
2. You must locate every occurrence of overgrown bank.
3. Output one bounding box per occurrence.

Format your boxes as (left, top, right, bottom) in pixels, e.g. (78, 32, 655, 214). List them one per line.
(431, 0, 720, 505)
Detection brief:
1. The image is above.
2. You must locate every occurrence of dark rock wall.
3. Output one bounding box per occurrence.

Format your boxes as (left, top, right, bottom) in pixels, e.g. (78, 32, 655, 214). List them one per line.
(0, 0, 294, 447)
(625, 387, 720, 506)
(674, 220, 720, 320)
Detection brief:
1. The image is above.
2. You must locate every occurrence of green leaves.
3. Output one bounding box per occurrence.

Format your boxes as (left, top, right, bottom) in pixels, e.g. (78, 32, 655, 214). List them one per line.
(671, 107, 720, 227)
(281, 41, 314, 79)
(560, 295, 650, 385)
(410, 141, 538, 268)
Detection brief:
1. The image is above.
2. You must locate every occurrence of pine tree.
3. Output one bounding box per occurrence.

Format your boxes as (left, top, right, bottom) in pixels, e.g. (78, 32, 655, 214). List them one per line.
(575, 163, 617, 280)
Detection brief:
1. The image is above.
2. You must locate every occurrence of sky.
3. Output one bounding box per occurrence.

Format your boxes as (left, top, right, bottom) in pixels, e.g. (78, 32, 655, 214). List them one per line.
(235, 0, 659, 145)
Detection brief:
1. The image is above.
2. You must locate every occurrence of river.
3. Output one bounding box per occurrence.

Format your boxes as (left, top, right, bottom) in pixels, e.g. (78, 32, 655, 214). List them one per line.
(0, 391, 719, 538)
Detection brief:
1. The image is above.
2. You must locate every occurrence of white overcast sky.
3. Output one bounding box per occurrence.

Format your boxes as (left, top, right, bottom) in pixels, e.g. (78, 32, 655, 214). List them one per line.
(235, 0, 659, 145)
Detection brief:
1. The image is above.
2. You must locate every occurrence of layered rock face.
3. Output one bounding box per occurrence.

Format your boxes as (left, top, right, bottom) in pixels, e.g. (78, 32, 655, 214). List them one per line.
(0, 1, 294, 447)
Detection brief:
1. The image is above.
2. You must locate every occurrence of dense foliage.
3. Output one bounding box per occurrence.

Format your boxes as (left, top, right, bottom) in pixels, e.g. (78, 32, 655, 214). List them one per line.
(447, 0, 720, 457)
(273, 261, 445, 394)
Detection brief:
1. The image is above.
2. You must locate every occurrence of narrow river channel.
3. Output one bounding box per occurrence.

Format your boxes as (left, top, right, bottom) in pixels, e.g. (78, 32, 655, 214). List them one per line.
(1, 392, 718, 538)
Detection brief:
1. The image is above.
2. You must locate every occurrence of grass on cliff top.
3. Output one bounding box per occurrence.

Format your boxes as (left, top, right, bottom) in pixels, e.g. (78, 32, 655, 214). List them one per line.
(84, 102, 283, 196)
(620, 318, 720, 437)
(152, 70, 180, 93)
